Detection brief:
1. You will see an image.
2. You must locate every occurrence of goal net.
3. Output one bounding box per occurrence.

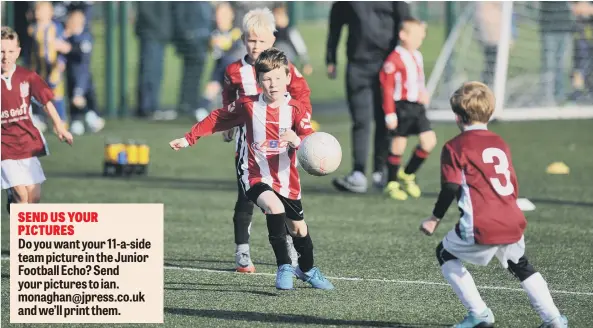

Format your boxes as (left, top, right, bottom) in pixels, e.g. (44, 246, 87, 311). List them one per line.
(426, 1, 593, 121)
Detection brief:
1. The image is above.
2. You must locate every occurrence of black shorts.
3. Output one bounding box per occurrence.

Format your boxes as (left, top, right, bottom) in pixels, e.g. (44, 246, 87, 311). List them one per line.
(389, 101, 432, 137)
(244, 182, 305, 221)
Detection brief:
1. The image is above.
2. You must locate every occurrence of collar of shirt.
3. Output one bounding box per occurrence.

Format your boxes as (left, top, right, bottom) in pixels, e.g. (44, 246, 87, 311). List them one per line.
(258, 93, 292, 108)
(1, 64, 17, 80)
(464, 123, 488, 131)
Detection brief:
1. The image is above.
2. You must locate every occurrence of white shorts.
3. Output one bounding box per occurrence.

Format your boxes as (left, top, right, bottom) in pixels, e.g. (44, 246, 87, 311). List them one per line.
(442, 229, 525, 269)
(1, 157, 46, 190)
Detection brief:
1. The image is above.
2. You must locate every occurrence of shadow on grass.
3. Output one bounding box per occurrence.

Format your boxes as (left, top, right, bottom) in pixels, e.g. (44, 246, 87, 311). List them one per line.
(164, 261, 236, 273)
(166, 281, 267, 288)
(165, 287, 278, 297)
(166, 257, 275, 266)
(164, 308, 450, 327)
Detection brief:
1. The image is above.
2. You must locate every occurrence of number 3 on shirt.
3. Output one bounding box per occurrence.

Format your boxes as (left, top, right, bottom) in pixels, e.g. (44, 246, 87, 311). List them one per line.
(482, 147, 514, 196)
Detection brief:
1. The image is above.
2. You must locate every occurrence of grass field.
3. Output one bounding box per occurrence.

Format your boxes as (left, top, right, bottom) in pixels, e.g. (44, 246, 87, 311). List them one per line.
(1, 113, 593, 327)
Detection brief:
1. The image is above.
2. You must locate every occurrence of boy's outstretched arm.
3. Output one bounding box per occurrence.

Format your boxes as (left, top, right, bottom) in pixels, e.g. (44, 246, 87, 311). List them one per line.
(30, 71, 73, 145)
(44, 101, 74, 145)
(420, 144, 462, 235)
(170, 101, 247, 150)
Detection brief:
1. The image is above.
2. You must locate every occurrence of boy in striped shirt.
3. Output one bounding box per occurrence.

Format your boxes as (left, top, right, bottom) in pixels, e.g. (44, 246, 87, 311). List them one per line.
(379, 18, 437, 201)
(220, 8, 313, 274)
(169, 48, 334, 291)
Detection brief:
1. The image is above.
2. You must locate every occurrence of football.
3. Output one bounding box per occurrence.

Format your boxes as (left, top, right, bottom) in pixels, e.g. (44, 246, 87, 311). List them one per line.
(297, 132, 342, 176)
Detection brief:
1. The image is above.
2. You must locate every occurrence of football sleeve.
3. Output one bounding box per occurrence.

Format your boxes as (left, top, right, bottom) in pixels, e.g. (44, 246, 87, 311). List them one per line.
(432, 144, 463, 219)
(29, 72, 55, 106)
(441, 143, 463, 185)
(184, 100, 247, 146)
(294, 107, 315, 143)
(379, 55, 397, 116)
(221, 67, 238, 108)
(288, 65, 313, 115)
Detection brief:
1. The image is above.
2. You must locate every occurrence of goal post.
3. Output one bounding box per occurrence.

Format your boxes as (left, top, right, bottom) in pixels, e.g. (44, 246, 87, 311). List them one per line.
(426, 1, 593, 122)
(492, 1, 513, 120)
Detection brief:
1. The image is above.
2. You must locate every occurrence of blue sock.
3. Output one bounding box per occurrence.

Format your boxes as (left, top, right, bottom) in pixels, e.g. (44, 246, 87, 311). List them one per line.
(54, 99, 67, 121)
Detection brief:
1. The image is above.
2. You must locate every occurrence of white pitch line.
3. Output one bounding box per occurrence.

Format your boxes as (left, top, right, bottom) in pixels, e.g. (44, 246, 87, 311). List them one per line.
(163, 264, 593, 296)
(2, 256, 591, 296)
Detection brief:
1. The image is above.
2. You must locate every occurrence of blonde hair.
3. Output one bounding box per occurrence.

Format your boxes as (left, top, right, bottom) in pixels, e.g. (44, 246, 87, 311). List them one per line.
(1, 26, 20, 46)
(242, 7, 276, 35)
(400, 17, 425, 32)
(254, 48, 289, 81)
(35, 1, 54, 13)
(449, 81, 496, 124)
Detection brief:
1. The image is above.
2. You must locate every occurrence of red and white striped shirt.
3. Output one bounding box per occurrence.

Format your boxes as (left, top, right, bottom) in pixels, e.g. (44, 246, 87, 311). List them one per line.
(379, 46, 427, 115)
(184, 94, 314, 200)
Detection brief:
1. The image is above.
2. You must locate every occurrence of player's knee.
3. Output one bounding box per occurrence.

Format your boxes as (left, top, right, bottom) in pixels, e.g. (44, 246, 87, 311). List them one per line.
(507, 256, 536, 282)
(419, 131, 437, 153)
(26, 187, 41, 204)
(391, 137, 407, 154)
(436, 242, 457, 266)
(266, 201, 285, 215)
(257, 192, 285, 215)
(11, 188, 29, 204)
(287, 221, 308, 237)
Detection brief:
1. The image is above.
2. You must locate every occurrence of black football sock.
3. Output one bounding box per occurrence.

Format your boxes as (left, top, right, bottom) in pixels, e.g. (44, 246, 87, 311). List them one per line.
(387, 153, 402, 182)
(233, 211, 253, 245)
(404, 146, 430, 175)
(292, 231, 314, 273)
(266, 213, 291, 266)
(233, 200, 254, 245)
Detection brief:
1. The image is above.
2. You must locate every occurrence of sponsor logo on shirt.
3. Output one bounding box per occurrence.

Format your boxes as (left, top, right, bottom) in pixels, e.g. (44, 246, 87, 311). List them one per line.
(20, 82, 29, 98)
(251, 140, 290, 154)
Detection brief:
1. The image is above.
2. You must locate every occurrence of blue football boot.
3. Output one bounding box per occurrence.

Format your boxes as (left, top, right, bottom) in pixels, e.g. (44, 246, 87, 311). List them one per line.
(453, 308, 494, 328)
(275, 264, 295, 290)
(295, 266, 334, 290)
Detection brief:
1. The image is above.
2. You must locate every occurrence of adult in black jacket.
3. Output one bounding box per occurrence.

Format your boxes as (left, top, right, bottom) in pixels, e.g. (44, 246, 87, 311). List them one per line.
(326, 1, 412, 193)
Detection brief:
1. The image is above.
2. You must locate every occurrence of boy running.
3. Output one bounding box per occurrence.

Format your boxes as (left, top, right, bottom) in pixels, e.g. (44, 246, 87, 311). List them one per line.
(169, 48, 333, 291)
(2, 26, 73, 211)
(220, 8, 313, 273)
(420, 81, 568, 328)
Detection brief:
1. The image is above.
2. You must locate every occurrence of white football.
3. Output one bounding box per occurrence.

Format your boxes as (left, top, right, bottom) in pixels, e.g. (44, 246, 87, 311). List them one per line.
(297, 132, 342, 176)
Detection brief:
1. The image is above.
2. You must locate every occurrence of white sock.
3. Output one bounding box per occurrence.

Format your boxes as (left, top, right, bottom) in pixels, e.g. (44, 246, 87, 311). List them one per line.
(442, 260, 488, 315)
(521, 272, 561, 322)
(236, 243, 249, 253)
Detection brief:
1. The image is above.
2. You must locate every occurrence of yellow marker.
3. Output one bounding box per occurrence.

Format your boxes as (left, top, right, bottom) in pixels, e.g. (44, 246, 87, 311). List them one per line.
(546, 162, 570, 175)
(126, 140, 139, 165)
(104, 141, 125, 176)
(104, 142, 124, 164)
(136, 141, 150, 175)
(137, 144, 150, 166)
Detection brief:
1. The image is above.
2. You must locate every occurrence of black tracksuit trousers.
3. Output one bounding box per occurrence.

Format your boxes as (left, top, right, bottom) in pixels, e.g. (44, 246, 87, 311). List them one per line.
(345, 61, 389, 174)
